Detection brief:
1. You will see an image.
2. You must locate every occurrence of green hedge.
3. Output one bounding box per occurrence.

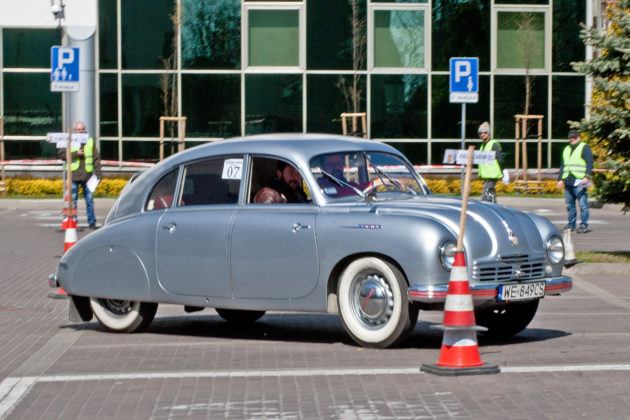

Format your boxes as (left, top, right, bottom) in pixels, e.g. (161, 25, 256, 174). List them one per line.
(4, 176, 570, 197)
(5, 177, 128, 196)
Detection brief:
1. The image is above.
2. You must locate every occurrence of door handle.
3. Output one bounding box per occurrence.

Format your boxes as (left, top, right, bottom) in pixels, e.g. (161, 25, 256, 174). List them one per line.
(161, 223, 176, 233)
(292, 223, 311, 233)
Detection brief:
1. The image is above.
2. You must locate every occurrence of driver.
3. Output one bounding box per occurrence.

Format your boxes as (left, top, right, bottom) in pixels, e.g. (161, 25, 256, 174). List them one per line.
(317, 153, 360, 197)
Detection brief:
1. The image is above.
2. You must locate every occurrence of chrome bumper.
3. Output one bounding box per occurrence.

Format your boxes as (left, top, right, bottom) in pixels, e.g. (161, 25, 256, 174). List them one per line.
(408, 276, 572, 303)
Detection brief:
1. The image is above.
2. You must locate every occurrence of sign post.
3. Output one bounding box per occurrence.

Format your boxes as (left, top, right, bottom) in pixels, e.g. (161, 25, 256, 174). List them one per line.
(51, 45, 81, 221)
(449, 57, 479, 192)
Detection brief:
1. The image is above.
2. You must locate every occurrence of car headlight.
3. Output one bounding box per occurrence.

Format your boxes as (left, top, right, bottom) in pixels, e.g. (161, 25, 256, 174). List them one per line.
(546, 236, 564, 264)
(439, 241, 457, 270)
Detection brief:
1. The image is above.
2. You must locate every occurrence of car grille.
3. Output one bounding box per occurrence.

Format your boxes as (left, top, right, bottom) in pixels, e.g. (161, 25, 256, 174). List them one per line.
(472, 254, 546, 282)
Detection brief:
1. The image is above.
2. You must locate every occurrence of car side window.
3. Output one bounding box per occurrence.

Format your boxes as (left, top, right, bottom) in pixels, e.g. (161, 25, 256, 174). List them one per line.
(145, 168, 179, 211)
(178, 156, 242, 206)
(248, 157, 311, 204)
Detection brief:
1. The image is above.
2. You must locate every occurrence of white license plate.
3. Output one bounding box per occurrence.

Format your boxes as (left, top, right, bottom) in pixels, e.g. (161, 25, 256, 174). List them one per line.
(497, 282, 545, 301)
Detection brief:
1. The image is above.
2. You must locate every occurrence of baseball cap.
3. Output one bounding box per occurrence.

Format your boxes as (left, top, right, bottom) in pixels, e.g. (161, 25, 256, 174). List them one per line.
(568, 129, 580, 138)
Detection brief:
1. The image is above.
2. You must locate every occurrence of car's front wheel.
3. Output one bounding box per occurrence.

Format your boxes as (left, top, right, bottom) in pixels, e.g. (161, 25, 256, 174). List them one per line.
(338, 257, 418, 348)
(90, 298, 157, 333)
(215, 308, 266, 324)
(475, 299, 539, 337)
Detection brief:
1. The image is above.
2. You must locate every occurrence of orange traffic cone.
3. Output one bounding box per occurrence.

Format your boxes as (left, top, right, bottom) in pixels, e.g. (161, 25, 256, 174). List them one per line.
(60, 189, 77, 230)
(48, 218, 77, 299)
(421, 251, 499, 376)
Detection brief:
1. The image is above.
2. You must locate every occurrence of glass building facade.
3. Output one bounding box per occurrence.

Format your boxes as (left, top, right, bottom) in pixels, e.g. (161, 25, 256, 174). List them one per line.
(0, 0, 587, 167)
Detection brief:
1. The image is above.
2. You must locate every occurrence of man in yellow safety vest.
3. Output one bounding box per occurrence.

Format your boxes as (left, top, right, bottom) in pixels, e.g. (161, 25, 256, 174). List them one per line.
(557, 129, 593, 233)
(477, 121, 505, 203)
(58, 121, 102, 229)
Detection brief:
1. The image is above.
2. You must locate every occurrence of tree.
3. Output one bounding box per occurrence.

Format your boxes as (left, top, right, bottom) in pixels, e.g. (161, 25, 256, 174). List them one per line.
(571, 0, 630, 213)
(337, 0, 366, 115)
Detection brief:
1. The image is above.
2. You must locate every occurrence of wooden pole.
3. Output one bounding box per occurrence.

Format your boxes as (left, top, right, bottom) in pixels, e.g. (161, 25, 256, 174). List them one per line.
(514, 117, 520, 179)
(159, 117, 165, 161)
(0, 116, 5, 196)
(66, 125, 73, 217)
(456, 146, 475, 252)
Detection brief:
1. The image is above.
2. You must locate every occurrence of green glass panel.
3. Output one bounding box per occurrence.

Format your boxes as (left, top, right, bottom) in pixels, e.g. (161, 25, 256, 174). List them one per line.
(552, 76, 585, 138)
(497, 12, 545, 69)
(99, 0, 117, 69)
(100, 74, 118, 137)
(371, 74, 427, 138)
(122, 141, 160, 163)
(307, 74, 366, 135)
(431, 75, 490, 139)
(5, 140, 57, 160)
(374, 10, 424, 68)
(550, 141, 566, 168)
(181, 0, 241, 69)
(495, 0, 547, 4)
(249, 10, 299, 67)
(553, 1, 585, 72)
(182, 74, 240, 138)
(431, 0, 490, 71)
(121, 74, 162, 137)
(2, 28, 61, 68)
(493, 75, 548, 139)
(3, 73, 61, 136)
(375, 0, 427, 3)
(99, 140, 119, 161)
(386, 143, 427, 166)
(245, 74, 302, 134)
(121, 0, 174, 69)
(307, 0, 364, 70)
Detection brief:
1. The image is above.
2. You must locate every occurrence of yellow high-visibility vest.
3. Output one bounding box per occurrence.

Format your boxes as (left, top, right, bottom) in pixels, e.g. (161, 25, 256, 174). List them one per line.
(66, 137, 94, 173)
(479, 139, 502, 179)
(561, 142, 586, 180)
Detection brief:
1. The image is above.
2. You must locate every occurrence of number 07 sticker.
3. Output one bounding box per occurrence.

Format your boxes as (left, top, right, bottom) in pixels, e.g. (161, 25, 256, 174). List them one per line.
(222, 158, 243, 180)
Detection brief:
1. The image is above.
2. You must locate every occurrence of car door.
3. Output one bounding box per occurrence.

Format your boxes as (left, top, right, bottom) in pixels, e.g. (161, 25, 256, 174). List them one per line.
(155, 156, 243, 298)
(230, 157, 319, 299)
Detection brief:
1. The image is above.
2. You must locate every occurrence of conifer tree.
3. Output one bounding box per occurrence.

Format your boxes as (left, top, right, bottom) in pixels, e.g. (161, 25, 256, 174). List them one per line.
(571, 0, 630, 213)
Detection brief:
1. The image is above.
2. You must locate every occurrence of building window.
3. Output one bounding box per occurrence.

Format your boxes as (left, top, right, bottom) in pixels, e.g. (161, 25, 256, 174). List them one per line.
(370, 4, 429, 71)
(244, 4, 304, 69)
(494, 7, 549, 72)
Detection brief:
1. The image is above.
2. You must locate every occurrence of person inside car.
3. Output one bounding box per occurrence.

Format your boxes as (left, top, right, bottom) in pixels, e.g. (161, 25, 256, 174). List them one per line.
(265, 161, 307, 203)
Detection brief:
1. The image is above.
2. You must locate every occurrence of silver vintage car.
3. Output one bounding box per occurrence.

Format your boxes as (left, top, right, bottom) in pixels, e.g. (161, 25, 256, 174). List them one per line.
(50, 134, 572, 348)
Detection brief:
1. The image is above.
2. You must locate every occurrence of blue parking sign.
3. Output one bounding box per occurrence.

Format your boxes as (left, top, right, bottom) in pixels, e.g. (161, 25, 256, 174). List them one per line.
(51, 46, 79, 92)
(449, 57, 478, 103)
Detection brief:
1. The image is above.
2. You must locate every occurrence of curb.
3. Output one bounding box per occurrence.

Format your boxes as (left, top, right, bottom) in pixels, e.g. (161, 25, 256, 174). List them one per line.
(565, 263, 629, 276)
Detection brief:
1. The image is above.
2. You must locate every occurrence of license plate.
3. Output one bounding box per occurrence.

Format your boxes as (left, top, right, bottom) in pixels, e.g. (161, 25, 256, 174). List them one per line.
(497, 282, 545, 301)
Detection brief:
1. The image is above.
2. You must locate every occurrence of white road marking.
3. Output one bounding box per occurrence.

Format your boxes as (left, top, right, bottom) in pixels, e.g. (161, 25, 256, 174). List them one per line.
(3, 364, 630, 418)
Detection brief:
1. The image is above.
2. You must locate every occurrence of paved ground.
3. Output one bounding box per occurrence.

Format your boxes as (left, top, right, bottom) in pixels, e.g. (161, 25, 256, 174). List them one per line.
(0, 196, 628, 419)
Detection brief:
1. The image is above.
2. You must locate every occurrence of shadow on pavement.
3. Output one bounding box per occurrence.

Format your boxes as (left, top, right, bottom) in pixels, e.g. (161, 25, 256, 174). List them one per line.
(62, 313, 571, 349)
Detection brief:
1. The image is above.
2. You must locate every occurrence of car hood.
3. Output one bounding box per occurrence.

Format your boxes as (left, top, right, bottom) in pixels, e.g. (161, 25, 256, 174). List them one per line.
(370, 195, 548, 261)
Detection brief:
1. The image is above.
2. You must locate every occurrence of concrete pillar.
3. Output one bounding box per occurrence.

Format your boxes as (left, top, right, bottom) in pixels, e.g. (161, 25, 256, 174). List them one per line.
(67, 26, 96, 137)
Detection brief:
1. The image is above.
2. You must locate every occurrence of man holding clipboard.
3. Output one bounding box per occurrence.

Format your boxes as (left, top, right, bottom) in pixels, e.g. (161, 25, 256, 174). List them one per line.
(58, 121, 102, 229)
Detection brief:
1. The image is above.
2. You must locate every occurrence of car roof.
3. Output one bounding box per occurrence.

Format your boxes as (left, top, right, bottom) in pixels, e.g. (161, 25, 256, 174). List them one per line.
(160, 133, 400, 167)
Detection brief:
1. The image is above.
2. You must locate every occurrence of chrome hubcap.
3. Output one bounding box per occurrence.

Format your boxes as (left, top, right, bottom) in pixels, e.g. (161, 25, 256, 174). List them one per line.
(351, 273, 394, 328)
(101, 299, 135, 316)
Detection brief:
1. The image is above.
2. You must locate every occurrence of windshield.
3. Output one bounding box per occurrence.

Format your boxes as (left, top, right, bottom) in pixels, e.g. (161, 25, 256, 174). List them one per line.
(310, 151, 429, 199)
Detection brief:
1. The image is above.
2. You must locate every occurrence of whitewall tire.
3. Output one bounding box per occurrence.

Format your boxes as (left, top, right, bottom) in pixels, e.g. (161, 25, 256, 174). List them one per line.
(90, 298, 157, 333)
(338, 257, 418, 348)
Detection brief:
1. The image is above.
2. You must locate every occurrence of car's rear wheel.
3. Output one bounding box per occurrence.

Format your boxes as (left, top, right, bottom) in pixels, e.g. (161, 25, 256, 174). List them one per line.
(338, 257, 418, 348)
(215, 308, 266, 324)
(89, 298, 157, 333)
(475, 299, 539, 337)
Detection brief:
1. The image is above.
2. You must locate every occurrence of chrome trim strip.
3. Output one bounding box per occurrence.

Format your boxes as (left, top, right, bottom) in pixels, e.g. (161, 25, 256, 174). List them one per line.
(408, 276, 572, 303)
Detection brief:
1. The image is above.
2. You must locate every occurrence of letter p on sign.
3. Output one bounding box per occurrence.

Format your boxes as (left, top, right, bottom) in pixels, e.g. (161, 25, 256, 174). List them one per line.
(455, 61, 471, 82)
